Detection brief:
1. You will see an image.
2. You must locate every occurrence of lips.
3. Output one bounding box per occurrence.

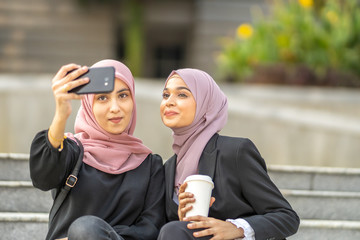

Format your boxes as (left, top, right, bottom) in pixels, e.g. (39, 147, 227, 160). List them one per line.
(164, 110, 178, 117)
(109, 117, 122, 124)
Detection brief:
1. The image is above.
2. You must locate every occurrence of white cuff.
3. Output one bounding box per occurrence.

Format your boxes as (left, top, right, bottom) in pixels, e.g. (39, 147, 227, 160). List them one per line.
(226, 218, 255, 240)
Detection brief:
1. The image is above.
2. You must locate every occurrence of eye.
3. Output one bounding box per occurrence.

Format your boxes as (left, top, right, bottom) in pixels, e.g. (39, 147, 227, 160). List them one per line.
(119, 93, 129, 99)
(96, 95, 107, 101)
(162, 92, 170, 99)
(178, 92, 188, 98)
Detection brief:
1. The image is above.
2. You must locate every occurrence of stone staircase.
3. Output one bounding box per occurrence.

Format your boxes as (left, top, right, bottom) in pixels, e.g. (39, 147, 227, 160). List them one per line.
(268, 165, 360, 239)
(1, 153, 360, 239)
(0, 153, 51, 239)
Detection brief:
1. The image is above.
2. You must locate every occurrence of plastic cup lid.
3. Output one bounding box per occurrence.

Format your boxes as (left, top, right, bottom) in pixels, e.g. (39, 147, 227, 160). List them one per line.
(184, 174, 214, 188)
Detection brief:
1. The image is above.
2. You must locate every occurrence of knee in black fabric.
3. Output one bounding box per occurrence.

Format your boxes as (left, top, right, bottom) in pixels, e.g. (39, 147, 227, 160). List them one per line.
(158, 221, 212, 240)
(158, 221, 193, 240)
(68, 215, 108, 240)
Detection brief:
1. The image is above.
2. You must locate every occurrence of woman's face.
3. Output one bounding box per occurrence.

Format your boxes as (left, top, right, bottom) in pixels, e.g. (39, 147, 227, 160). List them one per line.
(160, 74, 196, 128)
(93, 78, 133, 134)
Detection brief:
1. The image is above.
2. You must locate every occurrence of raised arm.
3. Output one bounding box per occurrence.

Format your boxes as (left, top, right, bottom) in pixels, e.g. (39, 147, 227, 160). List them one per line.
(48, 64, 88, 149)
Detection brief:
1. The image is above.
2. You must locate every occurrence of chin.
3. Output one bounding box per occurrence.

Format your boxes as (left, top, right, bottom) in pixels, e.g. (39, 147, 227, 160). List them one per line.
(165, 123, 180, 129)
(162, 120, 174, 128)
(106, 127, 126, 135)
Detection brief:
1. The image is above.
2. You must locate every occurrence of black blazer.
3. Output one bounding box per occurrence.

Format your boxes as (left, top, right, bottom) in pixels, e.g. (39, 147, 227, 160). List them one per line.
(164, 133, 299, 240)
(30, 130, 165, 240)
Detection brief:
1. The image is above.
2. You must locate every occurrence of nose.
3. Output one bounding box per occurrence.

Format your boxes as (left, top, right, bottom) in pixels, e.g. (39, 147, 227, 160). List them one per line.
(110, 98, 120, 113)
(165, 94, 176, 107)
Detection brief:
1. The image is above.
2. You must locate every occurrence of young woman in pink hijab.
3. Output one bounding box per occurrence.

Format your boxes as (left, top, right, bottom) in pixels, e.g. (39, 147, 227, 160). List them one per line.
(30, 60, 165, 240)
(158, 69, 299, 240)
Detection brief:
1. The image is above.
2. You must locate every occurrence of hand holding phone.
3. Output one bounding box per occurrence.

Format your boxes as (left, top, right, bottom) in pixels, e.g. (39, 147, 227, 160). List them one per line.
(68, 67, 115, 94)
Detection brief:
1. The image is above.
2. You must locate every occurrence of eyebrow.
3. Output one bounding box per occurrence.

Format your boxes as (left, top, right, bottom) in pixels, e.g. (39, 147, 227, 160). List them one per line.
(94, 88, 130, 98)
(117, 88, 130, 94)
(163, 86, 192, 92)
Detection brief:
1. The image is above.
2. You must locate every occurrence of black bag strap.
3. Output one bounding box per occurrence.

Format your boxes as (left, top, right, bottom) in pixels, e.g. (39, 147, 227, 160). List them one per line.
(49, 137, 84, 224)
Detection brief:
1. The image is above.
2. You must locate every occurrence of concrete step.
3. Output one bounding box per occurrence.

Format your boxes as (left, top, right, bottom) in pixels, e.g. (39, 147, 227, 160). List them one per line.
(0, 153, 30, 181)
(0, 212, 48, 240)
(1, 216, 360, 240)
(3, 153, 360, 192)
(268, 165, 360, 192)
(2, 180, 360, 222)
(2, 153, 360, 239)
(282, 189, 360, 221)
(0, 181, 52, 212)
(289, 219, 360, 240)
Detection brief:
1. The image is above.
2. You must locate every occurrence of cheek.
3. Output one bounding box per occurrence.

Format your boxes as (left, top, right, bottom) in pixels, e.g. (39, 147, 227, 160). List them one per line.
(185, 100, 196, 122)
(92, 104, 103, 123)
(124, 101, 134, 118)
(160, 101, 165, 113)
(128, 105, 134, 116)
(185, 110, 195, 123)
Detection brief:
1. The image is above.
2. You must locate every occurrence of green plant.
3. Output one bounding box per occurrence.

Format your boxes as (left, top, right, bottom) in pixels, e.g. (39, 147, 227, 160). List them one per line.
(217, 0, 360, 86)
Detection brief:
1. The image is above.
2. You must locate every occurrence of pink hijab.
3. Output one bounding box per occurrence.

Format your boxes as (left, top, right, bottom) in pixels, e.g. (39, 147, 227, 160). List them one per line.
(67, 59, 152, 174)
(165, 69, 228, 190)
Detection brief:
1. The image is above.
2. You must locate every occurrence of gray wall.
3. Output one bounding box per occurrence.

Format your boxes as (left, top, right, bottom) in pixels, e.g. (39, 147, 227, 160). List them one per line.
(0, 0, 269, 78)
(0, 0, 115, 74)
(1, 74, 360, 167)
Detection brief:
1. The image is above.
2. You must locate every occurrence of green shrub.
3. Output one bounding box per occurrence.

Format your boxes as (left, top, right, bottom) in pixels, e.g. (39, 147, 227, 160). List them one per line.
(217, 0, 360, 87)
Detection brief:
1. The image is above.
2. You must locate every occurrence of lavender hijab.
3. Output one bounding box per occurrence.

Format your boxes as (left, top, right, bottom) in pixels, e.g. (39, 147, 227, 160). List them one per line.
(67, 59, 152, 174)
(165, 69, 228, 191)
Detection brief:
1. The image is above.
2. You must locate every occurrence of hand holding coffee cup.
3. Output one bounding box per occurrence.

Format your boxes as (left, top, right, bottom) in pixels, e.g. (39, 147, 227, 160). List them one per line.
(183, 175, 214, 218)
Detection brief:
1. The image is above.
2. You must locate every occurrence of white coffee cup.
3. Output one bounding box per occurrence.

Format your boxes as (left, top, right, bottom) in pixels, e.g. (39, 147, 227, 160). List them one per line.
(184, 174, 214, 218)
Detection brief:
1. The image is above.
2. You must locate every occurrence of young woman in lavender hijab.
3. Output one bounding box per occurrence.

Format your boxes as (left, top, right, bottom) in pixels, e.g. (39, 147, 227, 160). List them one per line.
(158, 69, 299, 240)
(30, 59, 165, 240)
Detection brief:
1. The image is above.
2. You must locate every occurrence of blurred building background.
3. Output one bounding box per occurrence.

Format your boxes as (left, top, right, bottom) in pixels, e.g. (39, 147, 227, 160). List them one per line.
(1, 0, 360, 168)
(0, 0, 267, 77)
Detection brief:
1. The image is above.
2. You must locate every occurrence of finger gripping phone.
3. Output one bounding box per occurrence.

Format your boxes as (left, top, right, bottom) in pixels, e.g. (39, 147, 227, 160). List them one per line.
(69, 66, 115, 94)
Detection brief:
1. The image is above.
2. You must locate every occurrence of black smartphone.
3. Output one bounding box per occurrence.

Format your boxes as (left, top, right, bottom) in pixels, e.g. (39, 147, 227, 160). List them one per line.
(68, 66, 115, 94)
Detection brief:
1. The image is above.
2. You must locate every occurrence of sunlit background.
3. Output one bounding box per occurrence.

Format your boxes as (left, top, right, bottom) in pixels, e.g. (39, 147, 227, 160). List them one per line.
(1, 0, 359, 167)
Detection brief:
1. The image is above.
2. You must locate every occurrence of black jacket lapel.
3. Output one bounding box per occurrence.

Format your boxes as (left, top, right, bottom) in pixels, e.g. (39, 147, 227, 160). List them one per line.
(164, 133, 219, 221)
(164, 155, 179, 220)
(198, 133, 219, 179)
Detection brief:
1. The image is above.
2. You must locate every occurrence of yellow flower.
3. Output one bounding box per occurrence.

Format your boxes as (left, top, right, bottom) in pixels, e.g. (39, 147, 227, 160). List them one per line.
(237, 23, 253, 39)
(298, 0, 313, 8)
(326, 11, 338, 25)
(276, 35, 290, 48)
